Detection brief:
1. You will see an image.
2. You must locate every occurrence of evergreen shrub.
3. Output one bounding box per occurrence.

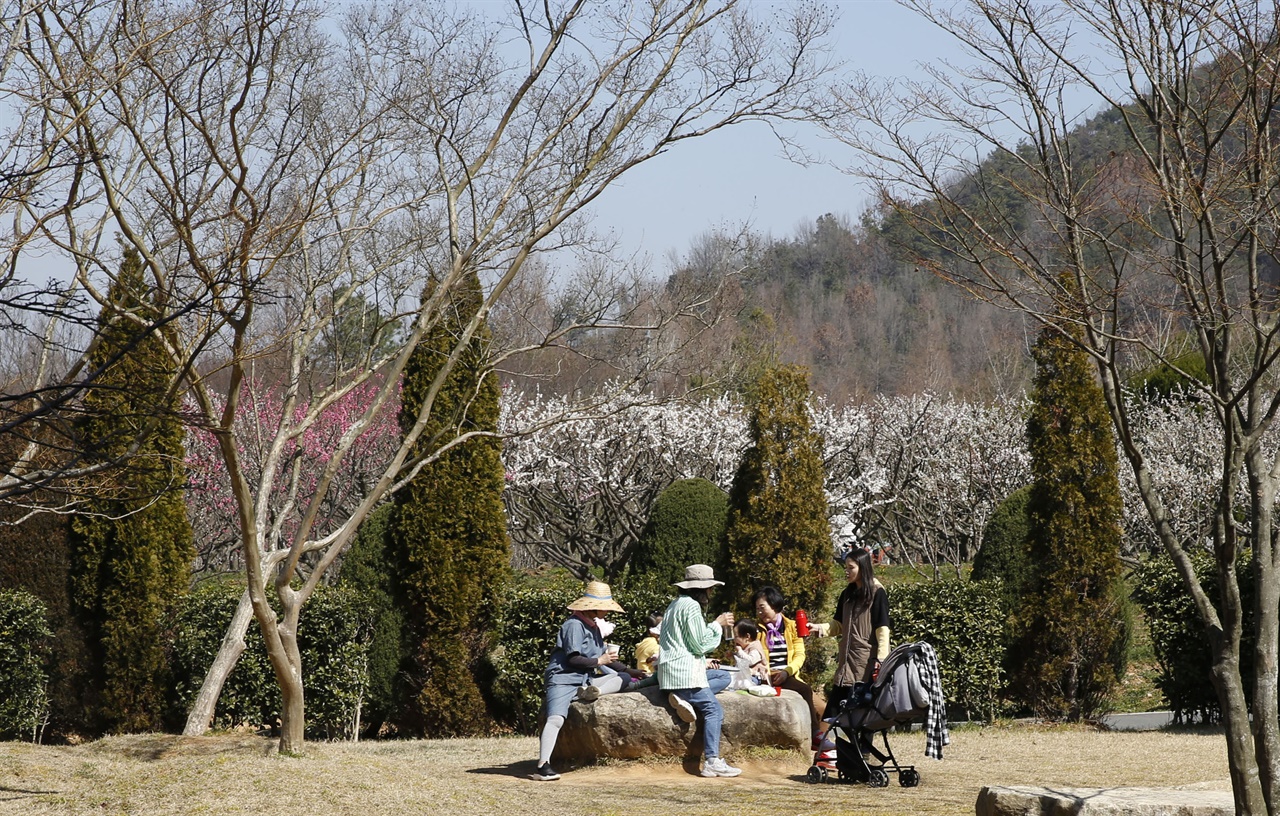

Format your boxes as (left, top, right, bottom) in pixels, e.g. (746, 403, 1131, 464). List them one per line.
(170, 579, 375, 738)
(0, 499, 92, 737)
(391, 268, 509, 737)
(629, 478, 729, 588)
(1131, 550, 1259, 723)
(724, 365, 831, 613)
(0, 589, 52, 741)
(971, 485, 1033, 615)
(888, 579, 1005, 722)
(336, 504, 403, 734)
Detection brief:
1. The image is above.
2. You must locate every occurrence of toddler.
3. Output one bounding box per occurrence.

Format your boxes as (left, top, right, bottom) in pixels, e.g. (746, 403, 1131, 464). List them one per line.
(730, 620, 772, 691)
(633, 611, 662, 675)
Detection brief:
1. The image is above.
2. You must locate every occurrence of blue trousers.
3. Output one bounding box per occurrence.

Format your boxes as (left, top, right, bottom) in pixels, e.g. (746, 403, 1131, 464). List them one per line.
(669, 668, 733, 758)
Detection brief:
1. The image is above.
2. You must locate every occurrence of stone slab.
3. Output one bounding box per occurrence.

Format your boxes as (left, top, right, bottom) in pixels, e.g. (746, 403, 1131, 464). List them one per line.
(976, 785, 1233, 816)
(551, 685, 809, 761)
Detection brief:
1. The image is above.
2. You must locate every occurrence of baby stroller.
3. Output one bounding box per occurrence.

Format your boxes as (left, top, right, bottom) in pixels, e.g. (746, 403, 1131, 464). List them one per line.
(807, 642, 942, 787)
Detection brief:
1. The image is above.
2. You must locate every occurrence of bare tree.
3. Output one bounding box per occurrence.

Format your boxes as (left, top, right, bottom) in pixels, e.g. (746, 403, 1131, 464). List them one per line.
(832, 1, 1280, 811)
(8, 0, 835, 753)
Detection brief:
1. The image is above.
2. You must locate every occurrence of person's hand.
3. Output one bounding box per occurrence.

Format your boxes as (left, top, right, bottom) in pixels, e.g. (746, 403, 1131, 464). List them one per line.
(707, 658, 721, 670)
(715, 611, 735, 628)
(597, 653, 611, 666)
(809, 622, 830, 637)
(769, 669, 787, 686)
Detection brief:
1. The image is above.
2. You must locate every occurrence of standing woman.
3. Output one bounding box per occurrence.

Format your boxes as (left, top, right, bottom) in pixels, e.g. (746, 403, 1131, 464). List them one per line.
(531, 581, 631, 782)
(658, 564, 741, 778)
(751, 585, 821, 745)
(817, 548, 891, 738)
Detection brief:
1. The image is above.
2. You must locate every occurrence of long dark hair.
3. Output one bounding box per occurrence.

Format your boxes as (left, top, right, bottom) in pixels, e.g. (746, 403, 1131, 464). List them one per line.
(846, 548, 876, 611)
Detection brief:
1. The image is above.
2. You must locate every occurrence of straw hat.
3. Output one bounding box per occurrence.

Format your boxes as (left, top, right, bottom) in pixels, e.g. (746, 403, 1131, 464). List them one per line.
(673, 563, 724, 589)
(566, 580, 624, 613)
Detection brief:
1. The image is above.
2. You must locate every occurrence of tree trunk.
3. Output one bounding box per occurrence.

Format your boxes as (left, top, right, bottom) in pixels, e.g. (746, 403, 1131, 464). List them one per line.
(262, 590, 306, 755)
(182, 589, 254, 736)
(1210, 649, 1270, 815)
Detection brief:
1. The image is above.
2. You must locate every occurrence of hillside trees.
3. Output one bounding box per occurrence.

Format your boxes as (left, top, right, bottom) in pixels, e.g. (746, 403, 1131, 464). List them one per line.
(835, 0, 1280, 810)
(67, 248, 193, 732)
(7, 0, 834, 754)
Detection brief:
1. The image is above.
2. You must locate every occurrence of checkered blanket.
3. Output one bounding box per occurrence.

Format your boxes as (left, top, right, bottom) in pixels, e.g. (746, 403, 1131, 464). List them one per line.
(916, 641, 950, 760)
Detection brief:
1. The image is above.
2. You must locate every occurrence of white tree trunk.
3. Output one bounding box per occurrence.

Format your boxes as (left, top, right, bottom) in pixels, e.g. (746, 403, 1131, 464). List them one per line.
(182, 589, 254, 737)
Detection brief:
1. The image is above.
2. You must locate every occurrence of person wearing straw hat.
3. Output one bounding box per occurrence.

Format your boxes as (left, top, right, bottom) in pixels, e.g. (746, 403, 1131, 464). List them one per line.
(531, 580, 636, 782)
(657, 564, 742, 778)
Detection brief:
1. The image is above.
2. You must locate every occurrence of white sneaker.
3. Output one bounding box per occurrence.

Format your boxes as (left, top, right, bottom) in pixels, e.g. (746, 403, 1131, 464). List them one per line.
(701, 757, 742, 778)
(668, 693, 697, 723)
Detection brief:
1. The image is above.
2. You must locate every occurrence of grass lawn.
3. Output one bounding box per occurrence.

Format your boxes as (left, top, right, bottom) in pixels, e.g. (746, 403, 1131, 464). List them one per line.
(0, 723, 1230, 816)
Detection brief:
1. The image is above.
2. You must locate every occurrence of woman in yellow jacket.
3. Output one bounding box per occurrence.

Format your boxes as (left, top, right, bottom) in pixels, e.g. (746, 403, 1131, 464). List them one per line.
(752, 585, 821, 744)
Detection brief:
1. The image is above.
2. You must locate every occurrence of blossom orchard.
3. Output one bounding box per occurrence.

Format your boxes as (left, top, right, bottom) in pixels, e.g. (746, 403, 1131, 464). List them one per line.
(187, 384, 1242, 578)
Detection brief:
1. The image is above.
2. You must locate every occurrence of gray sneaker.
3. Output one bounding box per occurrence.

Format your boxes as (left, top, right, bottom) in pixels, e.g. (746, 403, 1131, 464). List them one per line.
(577, 684, 601, 702)
(701, 757, 742, 778)
(668, 692, 697, 723)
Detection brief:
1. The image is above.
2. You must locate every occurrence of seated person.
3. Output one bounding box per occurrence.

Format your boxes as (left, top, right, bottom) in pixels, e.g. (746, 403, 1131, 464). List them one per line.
(633, 610, 662, 675)
(729, 620, 770, 688)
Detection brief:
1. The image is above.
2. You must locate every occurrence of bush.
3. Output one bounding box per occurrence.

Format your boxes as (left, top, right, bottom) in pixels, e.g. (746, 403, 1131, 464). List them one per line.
(888, 579, 1005, 722)
(169, 579, 277, 731)
(971, 485, 1033, 615)
(0, 499, 92, 738)
(629, 478, 729, 588)
(169, 578, 375, 739)
(336, 504, 404, 735)
(0, 589, 52, 741)
(1130, 549, 1258, 723)
(488, 576, 673, 734)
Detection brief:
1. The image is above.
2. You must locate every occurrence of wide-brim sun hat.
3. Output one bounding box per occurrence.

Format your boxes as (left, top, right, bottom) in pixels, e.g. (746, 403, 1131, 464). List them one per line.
(673, 563, 724, 589)
(566, 580, 624, 613)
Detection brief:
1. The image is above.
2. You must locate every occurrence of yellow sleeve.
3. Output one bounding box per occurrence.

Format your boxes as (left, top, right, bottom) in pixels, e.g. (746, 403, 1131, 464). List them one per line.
(875, 626, 890, 661)
(785, 618, 806, 679)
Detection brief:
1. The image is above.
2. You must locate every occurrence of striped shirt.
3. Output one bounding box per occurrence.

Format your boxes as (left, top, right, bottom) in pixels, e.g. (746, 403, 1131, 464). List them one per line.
(656, 594, 722, 691)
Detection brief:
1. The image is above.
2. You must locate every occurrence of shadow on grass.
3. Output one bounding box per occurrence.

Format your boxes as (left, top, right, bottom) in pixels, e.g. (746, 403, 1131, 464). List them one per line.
(85, 733, 277, 761)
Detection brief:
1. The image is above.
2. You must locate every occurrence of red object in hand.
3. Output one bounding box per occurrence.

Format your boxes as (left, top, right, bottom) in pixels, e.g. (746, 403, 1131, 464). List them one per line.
(795, 609, 809, 637)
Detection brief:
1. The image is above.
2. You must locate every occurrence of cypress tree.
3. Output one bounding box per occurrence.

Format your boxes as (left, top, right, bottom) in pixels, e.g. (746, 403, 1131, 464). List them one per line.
(1014, 317, 1125, 720)
(68, 247, 194, 732)
(723, 365, 830, 613)
(390, 268, 509, 737)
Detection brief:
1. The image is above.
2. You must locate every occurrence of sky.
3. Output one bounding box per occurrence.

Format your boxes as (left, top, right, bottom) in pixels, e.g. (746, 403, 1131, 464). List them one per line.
(583, 0, 967, 266)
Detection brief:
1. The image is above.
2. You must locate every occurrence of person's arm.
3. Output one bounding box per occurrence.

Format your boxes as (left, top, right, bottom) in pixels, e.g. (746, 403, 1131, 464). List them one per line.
(872, 586, 891, 660)
(785, 619, 806, 678)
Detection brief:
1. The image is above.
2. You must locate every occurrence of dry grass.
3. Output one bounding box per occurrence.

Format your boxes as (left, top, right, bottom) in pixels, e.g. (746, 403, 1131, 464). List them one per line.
(0, 724, 1230, 816)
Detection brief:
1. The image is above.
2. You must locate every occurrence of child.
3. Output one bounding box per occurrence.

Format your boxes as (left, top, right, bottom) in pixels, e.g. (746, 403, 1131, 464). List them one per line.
(730, 620, 771, 689)
(633, 610, 662, 675)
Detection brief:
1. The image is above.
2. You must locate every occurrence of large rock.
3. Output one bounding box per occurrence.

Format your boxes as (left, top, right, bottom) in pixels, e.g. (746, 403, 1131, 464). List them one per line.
(975, 785, 1233, 816)
(551, 685, 809, 762)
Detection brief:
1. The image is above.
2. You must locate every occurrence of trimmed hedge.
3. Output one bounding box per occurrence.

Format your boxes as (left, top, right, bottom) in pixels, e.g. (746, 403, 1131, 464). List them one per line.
(887, 579, 1005, 722)
(1131, 549, 1258, 723)
(0, 589, 52, 741)
(169, 579, 374, 739)
(629, 478, 729, 589)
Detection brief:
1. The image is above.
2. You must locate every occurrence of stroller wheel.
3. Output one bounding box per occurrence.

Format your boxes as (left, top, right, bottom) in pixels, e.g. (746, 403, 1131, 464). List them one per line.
(805, 765, 827, 784)
(899, 768, 920, 787)
(867, 768, 890, 788)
